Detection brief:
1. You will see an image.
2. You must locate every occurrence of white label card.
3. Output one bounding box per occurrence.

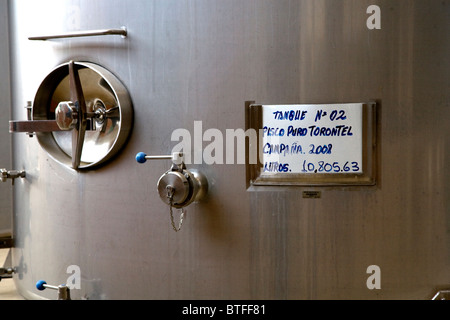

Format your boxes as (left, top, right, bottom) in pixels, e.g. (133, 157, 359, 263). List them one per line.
(261, 104, 363, 174)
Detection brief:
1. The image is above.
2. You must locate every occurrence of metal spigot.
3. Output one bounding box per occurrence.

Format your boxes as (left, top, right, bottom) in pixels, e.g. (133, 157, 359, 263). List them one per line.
(36, 280, 71, 300)
(0, 267, 15, 281)
(9, 61, 88, 170)
(136, 152, 208, 232)
(0, 169, 26, 185)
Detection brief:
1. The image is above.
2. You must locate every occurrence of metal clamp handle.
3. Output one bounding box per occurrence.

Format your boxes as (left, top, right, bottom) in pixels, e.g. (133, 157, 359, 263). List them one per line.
(9, 61, 87, 170)
(9, 120, 63, 133)
(28, 27, 127, 41)
(68, 61, 87, 169)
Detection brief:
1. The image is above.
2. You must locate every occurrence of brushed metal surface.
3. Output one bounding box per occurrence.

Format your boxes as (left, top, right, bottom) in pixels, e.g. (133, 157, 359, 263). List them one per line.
(6, 0, 450, 299)
(0, 0, 12, 239)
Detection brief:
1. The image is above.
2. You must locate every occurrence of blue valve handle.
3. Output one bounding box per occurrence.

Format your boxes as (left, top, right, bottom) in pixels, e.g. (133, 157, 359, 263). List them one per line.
(136, 152, 147, 164)
(136, 152, 177, 164)
(36, 280, 62, 291)
(36, 280, 47, 291)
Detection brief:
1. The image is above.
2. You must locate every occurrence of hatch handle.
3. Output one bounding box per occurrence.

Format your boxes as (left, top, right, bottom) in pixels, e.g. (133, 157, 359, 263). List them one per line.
(9, 61, 92, 170)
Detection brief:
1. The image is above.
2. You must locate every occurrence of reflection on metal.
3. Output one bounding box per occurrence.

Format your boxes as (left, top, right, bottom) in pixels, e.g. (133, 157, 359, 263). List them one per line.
(9, 61, 133, 170)
(9, 120, 62, 133)
(28, 27, 127, 41)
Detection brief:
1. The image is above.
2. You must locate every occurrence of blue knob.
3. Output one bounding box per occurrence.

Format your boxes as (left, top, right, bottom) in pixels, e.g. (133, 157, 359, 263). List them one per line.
(136, 152, 147, 164)
(36, 280, 47, 291)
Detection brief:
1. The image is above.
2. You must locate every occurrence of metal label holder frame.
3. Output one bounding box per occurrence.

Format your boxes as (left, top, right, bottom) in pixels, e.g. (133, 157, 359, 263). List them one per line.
(245, 101, 378, 188)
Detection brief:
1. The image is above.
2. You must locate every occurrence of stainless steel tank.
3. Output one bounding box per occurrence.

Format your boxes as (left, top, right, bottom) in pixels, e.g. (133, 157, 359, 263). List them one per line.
(2, 0, 449, 299)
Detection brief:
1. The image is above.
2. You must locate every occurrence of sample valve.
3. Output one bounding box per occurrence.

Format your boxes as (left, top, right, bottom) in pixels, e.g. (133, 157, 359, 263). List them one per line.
(36, 280, 71, 300)
(136, 152, 208, 232)
(0, 267, 15, 281)
(0, 169, 26, 185)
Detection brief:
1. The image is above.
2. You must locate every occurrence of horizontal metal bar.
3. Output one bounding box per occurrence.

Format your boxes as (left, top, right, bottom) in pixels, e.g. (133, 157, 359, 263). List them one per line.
(9, 120, 63, 133)
(145, 155, 174, 160)
(43, 284, 60, 291)
(28, 27, 127, 41)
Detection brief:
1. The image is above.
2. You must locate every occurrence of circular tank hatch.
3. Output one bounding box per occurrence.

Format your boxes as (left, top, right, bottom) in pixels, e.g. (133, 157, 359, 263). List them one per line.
(32, 61, 133, 169)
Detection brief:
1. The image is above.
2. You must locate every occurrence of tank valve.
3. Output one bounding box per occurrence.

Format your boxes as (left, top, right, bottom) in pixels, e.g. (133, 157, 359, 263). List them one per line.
(136, 152, 208, 232)
(0, 267, 15, 281)
(36, 280, 71, 300)
(0, 169, 26, 185)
